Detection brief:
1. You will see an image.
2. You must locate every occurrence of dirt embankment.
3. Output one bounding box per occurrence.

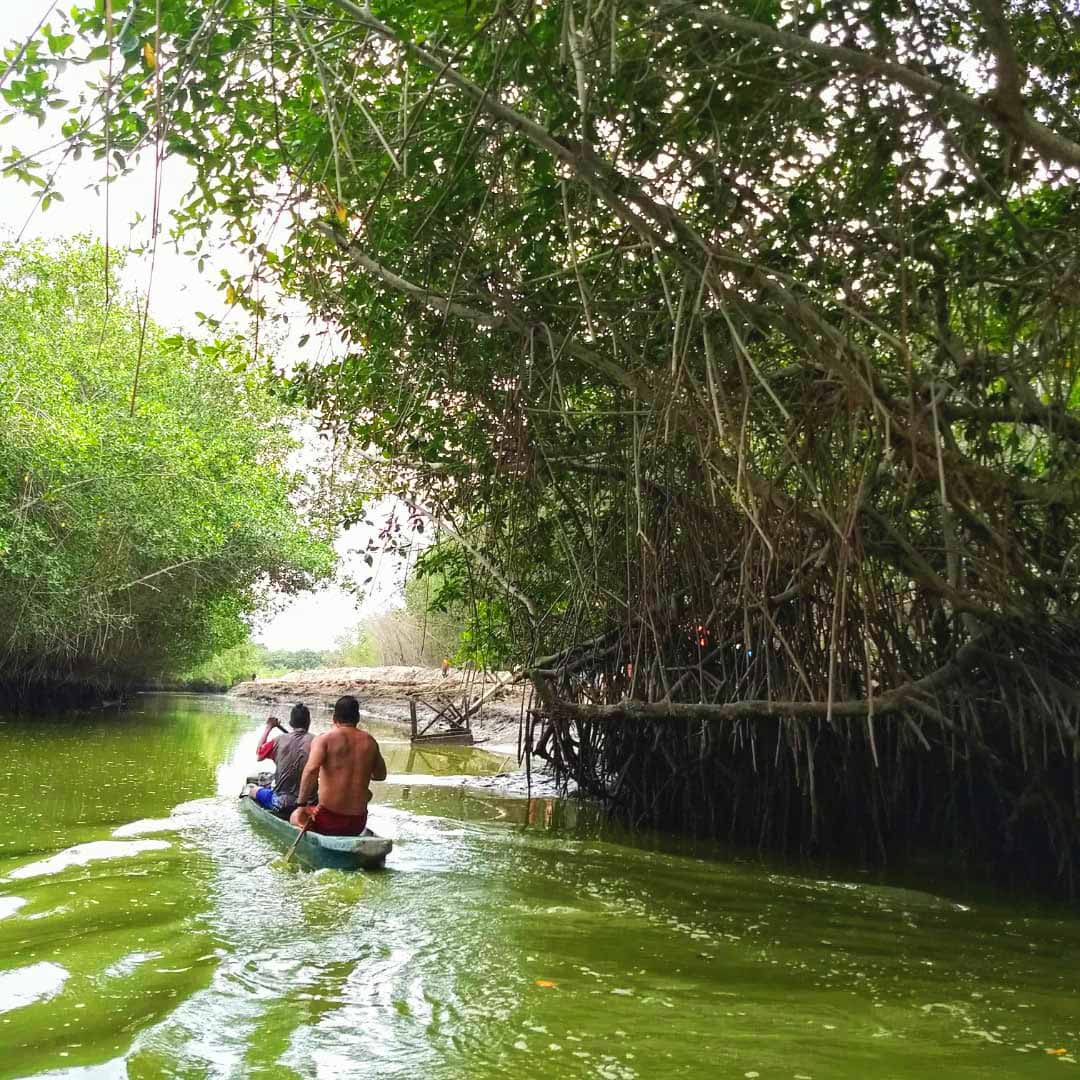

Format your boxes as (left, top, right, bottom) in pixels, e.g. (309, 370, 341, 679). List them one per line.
(230, 665, 529, 748)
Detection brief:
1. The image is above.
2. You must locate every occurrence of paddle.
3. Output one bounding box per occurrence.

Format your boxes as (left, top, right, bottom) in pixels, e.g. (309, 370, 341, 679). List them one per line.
(282, 814, 314, 866)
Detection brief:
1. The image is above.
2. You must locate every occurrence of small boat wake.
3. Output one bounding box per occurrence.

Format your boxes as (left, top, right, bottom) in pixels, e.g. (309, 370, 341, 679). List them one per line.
(111, 797, 220, 838)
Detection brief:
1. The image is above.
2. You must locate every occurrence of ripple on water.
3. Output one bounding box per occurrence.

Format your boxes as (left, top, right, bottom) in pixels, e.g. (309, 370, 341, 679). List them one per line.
(101, 950, 163, 980)
(0, 895, 26, 918)
(0, 961, 69, 1013)
(6, 839, 171, 880)
(21, 1057, 130, 1079)
(111, 796, 230, 840)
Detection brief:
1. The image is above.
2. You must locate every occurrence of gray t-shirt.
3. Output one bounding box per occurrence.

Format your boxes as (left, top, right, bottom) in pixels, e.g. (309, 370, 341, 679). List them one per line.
(272, 729, 316, 806)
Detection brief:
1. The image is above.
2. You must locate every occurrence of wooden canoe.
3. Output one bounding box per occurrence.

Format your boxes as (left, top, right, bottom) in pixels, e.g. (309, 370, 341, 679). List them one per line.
(241, 795, 391, 870)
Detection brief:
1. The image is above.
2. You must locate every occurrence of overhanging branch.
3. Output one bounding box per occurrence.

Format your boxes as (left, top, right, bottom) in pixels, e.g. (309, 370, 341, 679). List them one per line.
(657, 0, 1080, 169)
(538, 631, 992, 724)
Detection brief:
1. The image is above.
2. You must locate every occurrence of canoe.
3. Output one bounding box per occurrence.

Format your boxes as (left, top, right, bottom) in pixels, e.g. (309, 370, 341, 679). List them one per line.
(241, 795, 391, 870)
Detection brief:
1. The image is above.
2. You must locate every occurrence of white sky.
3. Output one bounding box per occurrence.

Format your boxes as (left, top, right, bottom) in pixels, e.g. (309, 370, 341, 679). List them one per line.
(0, 3, 407, 650)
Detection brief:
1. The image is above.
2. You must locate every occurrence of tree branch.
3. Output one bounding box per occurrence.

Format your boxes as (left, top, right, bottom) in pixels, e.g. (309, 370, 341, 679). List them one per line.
(541, 630, 992, 724)
(974, 0, 1027, 122)
(941, 402, 1080, 443)
(312, 220, 505, 326)
(313, 221, 654, 395)
(656, 0, 1080, 169)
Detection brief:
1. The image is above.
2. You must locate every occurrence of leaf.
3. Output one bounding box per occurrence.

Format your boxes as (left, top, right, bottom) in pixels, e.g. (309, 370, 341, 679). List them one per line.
(142, 41, 156, 70)
(47, 33, 75, 55)
(534, 979, 558, 988)
(335, 204, 348, 224)
(225, 285, 237, 306)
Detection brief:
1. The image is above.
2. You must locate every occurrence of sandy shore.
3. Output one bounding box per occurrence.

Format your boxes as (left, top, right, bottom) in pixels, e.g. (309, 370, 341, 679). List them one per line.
(230, 665, 528, 752)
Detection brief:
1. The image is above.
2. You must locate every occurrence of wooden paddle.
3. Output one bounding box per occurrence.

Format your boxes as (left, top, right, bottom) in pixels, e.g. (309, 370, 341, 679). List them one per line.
(282, 813, 314, 866)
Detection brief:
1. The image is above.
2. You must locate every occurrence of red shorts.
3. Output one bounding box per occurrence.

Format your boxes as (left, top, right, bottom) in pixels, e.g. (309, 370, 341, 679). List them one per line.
(310, 806, 368, 836)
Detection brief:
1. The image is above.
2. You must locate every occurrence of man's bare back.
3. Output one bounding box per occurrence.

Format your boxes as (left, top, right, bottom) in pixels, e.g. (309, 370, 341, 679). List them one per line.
(307, 725, 385, 814)
(291, 696, 387, 834)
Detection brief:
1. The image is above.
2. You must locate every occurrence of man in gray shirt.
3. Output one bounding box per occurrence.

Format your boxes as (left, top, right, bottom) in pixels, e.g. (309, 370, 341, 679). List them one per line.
(247, 703, 317, 818)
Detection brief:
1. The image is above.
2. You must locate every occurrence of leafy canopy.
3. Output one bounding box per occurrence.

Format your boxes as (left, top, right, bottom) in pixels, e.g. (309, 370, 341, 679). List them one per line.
(0, 237, 334, 690)
(3, 0, 1079, 683)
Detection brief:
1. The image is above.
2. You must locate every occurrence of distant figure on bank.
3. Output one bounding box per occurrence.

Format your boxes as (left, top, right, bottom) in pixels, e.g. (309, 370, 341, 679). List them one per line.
(247, 703, 316, 819)
(441, 656, 450, 678)
(292, 695, 386, 836)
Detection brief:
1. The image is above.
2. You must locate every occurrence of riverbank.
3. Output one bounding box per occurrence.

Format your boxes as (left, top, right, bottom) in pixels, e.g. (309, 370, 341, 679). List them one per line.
(0, 675, 127, 710)
(230, 665, 528, 752)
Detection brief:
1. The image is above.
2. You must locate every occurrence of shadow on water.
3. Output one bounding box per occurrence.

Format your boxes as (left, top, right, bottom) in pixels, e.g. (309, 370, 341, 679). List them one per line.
(0, 693, 1078, 1079)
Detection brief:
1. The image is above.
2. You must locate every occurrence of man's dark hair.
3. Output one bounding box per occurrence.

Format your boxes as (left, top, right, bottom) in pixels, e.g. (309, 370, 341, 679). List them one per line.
(289, 703, 311, 730)
(333, 694, 360, 726)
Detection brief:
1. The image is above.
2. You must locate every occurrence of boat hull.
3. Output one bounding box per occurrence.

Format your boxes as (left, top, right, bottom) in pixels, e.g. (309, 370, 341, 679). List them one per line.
(241, 795, 391, 870)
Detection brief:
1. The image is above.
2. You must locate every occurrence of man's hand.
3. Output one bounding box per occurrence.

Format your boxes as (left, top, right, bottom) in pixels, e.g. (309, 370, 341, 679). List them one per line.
(266, 716, 282, 730)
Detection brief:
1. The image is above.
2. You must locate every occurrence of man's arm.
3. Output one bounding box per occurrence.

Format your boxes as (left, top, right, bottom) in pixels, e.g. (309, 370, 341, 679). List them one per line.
(371, 740, 388, 783)
(256, 717, 283, 761)
(297, 734, 326, 806)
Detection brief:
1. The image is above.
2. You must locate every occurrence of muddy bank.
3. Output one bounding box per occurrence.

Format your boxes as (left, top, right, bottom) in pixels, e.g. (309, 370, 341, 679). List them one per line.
(230, 665, 528, 751)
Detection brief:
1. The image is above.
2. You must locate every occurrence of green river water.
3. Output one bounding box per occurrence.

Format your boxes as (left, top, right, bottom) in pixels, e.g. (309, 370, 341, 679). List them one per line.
(0, 694, 1077, 1079)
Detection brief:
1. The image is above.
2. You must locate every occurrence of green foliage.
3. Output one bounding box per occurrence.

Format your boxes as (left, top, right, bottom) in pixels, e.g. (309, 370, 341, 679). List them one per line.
(174, 642, 334, 689)
(176, 639, 262, 690)
(258, 647, 331, 672)
(5, 2, 1078, 674)
(410, 542, 512, 668)
(326, 625, 378, 668)
(0, 238, 335, 691)
(317, 552, 474, 669)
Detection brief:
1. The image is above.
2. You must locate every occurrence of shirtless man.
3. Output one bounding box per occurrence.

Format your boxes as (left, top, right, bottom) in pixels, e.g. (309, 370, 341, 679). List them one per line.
(291, 695, 387, 836)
